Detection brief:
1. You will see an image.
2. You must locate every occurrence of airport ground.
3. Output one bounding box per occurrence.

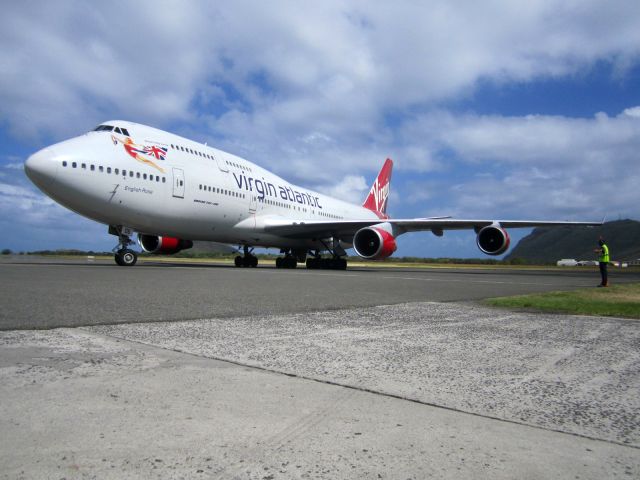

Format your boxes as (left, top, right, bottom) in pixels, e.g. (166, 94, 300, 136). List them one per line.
(0, 256, 639, 478)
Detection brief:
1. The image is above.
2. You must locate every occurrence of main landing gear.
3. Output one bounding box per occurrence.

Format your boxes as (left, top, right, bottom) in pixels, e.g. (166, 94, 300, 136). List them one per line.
(234, 245, 258, 268)
(305, 256, 347, 270)
(110, 225, 138, 267)
(305, 246, 348, 270)
(275, 254, 297, 269)
(275, 248, 306, 269)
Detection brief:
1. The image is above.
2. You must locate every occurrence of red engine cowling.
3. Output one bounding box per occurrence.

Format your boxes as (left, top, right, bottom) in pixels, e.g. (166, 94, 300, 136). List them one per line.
(353, 227, 397, 260)
(138, 234, 193, 255)
(476, 225, 510, 256)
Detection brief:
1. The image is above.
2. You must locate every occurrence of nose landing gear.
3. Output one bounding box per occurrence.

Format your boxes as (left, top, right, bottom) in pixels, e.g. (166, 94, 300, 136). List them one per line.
(110, 225, 138, 267)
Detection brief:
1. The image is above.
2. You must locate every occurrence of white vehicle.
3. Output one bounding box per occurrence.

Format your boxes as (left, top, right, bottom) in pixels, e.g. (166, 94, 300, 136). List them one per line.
(25, 121, 602, 269)
(557, 259, 578, 266)
(576, 260, 599, 266)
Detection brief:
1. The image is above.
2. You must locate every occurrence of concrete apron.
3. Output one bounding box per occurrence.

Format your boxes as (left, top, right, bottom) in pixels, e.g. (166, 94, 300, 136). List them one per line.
(1, 302, 638, 479)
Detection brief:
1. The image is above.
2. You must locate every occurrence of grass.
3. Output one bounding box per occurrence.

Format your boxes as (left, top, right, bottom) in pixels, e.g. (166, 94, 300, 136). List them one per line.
(485, 283, 640, 319)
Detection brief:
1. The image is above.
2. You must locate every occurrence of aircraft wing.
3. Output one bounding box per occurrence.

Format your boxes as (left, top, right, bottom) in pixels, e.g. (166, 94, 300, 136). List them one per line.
(261, 217, 603, 239)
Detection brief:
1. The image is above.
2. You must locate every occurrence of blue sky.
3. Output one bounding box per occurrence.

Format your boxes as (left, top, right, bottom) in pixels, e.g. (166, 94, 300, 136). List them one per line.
(1, 1, 639, 257)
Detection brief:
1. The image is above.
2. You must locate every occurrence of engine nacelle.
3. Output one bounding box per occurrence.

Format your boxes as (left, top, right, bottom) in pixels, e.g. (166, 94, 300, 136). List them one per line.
(138, 234, 193, 255)
(353, 227, 397, 260)
(476, 225, 510, 256)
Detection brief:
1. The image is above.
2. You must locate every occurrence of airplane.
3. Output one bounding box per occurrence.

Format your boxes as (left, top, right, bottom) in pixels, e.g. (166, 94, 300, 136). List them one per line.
(24, 120, 601, 269)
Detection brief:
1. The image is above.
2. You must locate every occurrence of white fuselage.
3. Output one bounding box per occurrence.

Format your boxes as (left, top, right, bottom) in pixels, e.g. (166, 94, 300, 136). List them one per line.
(25, 121, 379, 251)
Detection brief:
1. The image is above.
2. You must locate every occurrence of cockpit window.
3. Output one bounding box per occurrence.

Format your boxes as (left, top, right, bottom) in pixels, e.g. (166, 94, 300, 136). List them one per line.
(92, 125, 130, 136)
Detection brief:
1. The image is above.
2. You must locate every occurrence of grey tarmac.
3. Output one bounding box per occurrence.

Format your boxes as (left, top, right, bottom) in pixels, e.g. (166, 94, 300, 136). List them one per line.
(2, 256, 639, 330)
(0, 257, 638, 478)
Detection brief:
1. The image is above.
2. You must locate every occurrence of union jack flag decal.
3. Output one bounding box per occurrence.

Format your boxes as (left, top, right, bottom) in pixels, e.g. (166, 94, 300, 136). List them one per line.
(144, 145, 168, 161)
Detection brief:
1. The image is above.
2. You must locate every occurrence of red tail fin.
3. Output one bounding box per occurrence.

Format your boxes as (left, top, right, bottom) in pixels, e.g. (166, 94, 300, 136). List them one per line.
(363, 158, 393, 215)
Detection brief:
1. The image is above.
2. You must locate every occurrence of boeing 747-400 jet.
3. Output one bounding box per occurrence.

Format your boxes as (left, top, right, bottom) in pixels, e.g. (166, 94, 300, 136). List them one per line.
(24, 121, 601, 269)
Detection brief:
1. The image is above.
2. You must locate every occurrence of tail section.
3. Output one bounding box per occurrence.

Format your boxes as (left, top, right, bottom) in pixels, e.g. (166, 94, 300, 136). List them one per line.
(363, 158, 393, 216)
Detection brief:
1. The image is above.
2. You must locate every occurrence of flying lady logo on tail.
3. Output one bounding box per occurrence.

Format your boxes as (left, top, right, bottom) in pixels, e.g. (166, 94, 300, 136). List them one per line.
(111, 135, 167, 173)
(363, 158, 393, 218)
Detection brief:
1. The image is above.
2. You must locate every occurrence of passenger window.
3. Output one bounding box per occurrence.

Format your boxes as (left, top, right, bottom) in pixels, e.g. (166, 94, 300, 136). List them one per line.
(180, 180, 183, 186)
(155, 176, 159, 182)
(115, 168, 119, 175)
(107, 167, 111, 173)
(143, 173, 147, 180)
(162, 177, 166, 183)
(90, 165, 95, 171)
(99, 166, 104, 172)
(122, 169, 126, 176)
(129, 171, 133, 177)
(62, 161, 67, 167)
(81, 163, 86, 169)
(136, 172, 140, 178)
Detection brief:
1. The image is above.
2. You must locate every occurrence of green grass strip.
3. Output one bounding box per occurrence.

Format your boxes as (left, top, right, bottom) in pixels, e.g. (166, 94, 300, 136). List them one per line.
(485, 283, 640, 319)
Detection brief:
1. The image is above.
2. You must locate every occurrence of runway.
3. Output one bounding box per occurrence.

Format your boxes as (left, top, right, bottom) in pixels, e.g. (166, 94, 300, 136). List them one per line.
(1, 257, 639, 478)
(2, 256, 638, 330)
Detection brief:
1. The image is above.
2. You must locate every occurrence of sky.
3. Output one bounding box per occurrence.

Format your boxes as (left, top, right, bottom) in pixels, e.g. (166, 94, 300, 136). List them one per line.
(1, 1, 639, 257)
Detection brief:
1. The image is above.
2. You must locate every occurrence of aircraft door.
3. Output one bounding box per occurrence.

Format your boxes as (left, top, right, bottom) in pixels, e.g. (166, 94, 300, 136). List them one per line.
(172, 168, 185, 198)
(249, 194, 257, 214)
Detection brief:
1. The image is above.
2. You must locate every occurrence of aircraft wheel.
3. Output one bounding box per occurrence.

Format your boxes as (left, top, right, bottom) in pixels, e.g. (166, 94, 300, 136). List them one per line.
(234, 255, 243, 267)
(286, 257, 297, 269)
(250, 255, 258, 268)
(116, 249, 137, 267)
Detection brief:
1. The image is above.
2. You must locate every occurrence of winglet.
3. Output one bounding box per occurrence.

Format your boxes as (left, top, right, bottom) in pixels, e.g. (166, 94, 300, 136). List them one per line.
(363, 158, 393, 215)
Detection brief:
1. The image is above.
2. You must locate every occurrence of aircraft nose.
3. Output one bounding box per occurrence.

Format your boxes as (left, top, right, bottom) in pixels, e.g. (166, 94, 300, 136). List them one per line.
(25, 147, 57, 187)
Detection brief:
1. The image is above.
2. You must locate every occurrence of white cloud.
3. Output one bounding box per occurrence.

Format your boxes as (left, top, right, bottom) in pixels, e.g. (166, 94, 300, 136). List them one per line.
(402, 108, 640, 168)
(399, 107, 640, 220)
(2, 1, 640, 143)
(623, 106, 640, 118)
(315, 175, 368, 204)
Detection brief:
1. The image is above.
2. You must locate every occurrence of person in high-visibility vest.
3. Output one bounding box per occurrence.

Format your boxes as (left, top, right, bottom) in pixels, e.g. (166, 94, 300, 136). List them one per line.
(594, 238, 610, 287)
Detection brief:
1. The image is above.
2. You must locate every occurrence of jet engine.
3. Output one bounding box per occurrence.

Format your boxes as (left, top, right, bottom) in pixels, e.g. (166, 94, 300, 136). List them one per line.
(353, 226, 397, 260)
(138, 234, 193, 255)
(476, 225, 510, 256)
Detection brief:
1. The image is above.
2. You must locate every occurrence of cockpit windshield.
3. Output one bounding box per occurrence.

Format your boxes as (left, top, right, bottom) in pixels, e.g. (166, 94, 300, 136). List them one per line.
(93, 125, 130, 136)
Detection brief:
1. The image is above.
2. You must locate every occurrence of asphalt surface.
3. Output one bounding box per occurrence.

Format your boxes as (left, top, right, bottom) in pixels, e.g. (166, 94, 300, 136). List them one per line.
(1, 257, 639, 478)
(2, 256, 638, 330)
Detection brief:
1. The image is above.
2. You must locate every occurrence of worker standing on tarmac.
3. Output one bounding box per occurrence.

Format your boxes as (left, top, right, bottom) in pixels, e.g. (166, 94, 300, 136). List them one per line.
(594, 238, 610, 287)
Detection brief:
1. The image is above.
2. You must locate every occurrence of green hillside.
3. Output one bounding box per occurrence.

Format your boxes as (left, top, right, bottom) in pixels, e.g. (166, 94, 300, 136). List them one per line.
(505, 219, 640, 263)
